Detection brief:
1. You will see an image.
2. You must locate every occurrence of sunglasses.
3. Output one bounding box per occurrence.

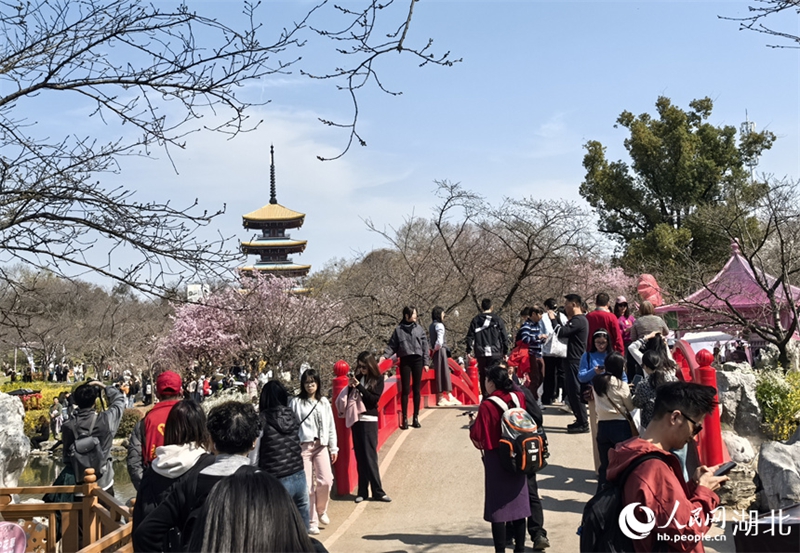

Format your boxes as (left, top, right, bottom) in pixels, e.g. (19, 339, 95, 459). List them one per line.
(680, 412, 703, 436)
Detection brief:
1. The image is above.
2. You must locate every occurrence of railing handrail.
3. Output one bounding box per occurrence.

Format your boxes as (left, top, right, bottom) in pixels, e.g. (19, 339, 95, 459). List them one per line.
(331, 357, 478, 495)
(0, 468, 133, 553)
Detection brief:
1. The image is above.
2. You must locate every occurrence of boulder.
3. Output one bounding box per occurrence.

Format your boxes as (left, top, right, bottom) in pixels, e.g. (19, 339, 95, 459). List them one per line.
(716, 463, 757, 510)
(716, 368, 762, 436)
(723, 431, 756, 464)
(721, 361, 754, 373)
(757, 440, 800, 510)
(0, 392, 32, 487)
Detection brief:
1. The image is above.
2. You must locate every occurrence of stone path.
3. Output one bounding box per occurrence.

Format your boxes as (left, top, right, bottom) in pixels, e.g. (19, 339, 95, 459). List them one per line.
(319, 403, 734, 552)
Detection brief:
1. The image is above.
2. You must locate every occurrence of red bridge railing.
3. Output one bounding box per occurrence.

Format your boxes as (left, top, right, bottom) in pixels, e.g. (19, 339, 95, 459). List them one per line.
(331, 356, 480, 495)
(673, 340, 729, 467)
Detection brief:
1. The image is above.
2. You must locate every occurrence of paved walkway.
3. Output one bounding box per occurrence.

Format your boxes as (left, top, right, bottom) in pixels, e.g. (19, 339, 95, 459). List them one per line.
(319, 404, 734, 552)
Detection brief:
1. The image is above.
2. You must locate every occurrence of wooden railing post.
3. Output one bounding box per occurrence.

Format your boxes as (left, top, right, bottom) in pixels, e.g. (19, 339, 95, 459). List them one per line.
(331, 360, 358, 496)
(82, 468, 99, 546)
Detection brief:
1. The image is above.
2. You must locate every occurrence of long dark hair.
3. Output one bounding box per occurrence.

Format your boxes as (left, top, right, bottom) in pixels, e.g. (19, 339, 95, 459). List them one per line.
(593, 352, 626, 398)
(431, 305, 444, 323)
(259, 381, 289, 411)
(645, 333, 677, 371)
(188, 467, 315, 553)
(164, 399, 210, 449)
(299, 369, 322, 401)
(356, 351, 381, 388)
(642, 350, 670, 389)
(402, 305, 417, 322)
(485, 363, 514, 394)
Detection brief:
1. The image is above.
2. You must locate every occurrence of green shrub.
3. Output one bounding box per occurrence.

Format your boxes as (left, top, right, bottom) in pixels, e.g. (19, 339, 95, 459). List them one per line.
(116, 408, 143, 439)
(756, 370, 800, 440)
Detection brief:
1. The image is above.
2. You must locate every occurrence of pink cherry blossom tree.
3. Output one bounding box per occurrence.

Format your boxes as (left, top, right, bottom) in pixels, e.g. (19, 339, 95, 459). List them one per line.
(157, 275, 342, 375)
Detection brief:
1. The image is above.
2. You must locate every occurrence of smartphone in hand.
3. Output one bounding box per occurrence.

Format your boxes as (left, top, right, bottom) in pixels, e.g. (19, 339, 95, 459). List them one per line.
(713, 461, 736, 477)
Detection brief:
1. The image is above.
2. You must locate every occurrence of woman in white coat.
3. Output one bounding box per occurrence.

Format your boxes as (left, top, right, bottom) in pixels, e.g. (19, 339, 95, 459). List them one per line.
(291, 369, 338, 535)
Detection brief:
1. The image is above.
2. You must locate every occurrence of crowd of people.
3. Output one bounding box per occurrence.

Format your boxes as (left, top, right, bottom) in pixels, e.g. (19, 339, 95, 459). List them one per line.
(36, 291, 733, 553)
(463, 293, 729, 553)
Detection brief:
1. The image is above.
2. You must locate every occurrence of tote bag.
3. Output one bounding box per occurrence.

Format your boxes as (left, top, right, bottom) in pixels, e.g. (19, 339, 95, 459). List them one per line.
(542, 327, 568, 358)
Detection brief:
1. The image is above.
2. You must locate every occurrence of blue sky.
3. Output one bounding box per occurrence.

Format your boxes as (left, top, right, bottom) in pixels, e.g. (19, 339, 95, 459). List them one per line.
(90, 1, 800, 281)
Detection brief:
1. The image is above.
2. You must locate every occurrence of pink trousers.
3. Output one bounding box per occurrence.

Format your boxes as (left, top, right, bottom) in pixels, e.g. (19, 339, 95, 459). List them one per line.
(301, 440, 334, 527)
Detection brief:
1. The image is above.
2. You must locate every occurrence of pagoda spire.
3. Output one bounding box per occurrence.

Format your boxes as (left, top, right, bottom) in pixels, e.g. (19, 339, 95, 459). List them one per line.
(269, 144, 277, 205)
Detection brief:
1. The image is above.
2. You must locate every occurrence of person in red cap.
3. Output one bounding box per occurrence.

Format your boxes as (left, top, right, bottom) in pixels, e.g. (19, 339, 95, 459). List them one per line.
(126, 371, 183, 490)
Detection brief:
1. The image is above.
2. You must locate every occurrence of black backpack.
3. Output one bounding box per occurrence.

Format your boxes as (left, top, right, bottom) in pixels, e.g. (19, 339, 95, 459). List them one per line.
(579, 453, 667, 552)
(69, 413, 105, 483)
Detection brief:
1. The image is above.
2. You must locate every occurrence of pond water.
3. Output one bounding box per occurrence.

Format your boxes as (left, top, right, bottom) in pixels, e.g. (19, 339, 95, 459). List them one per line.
(19, 457, 137, 504)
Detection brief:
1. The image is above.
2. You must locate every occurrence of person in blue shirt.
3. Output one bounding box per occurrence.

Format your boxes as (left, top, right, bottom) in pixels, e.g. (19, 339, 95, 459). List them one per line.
(577, 328, 628, 474)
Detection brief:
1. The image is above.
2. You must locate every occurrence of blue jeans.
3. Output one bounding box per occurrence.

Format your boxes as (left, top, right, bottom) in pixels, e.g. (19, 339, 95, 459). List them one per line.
(279, 469, 310, 529)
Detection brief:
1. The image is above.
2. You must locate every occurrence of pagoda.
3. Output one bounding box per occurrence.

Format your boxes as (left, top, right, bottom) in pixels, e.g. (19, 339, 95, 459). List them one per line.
(240, 146, 311, 278)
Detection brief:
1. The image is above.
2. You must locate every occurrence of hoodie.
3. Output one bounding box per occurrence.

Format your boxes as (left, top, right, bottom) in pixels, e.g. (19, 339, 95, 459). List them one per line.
(131, 445, 215, 530)
(152, 443, 207, 478)
(385, 320, 431, 365)
(256, 406, 304, 478)
(607, 438, 719, 552)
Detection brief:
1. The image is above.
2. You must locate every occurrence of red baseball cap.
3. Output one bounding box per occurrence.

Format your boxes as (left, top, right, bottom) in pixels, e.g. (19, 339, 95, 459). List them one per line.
(156, 371, 183, 395)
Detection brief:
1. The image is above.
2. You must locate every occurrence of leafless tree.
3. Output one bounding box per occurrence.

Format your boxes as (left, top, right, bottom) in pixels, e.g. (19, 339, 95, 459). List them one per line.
(311, 181, 599, 356)
(663, 178, 800, 367)
(0, 0, 455, 299)
(722, 1, 800, 48)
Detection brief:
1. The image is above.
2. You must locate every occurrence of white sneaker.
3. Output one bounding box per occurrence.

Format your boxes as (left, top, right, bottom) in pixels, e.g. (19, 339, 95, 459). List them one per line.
(309, 526, 320, 535)
(449, 394, 462, 405)
(319, 513, 330, 525)
(437, 397, 450, 406)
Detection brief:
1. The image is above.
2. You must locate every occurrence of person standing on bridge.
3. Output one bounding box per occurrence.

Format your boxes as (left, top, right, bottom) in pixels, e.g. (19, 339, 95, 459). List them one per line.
(466, 298, 510, 398)
(559, 294, 590, 434)
(349, 352, 391, 503)
(429, 305, 460, 406)
(381, 306, 430, 429)
(470, 364, 530, 553)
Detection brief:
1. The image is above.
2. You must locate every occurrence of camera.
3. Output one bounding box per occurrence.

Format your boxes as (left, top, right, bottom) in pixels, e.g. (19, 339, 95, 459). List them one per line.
(347, 371, 354, 378)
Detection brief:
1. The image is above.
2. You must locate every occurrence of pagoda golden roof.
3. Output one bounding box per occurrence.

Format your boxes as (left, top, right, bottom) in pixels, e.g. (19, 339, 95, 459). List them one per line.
(243, 203, 305, 222)
(240, 263, 312, 272)
(240, 239, 307, 248)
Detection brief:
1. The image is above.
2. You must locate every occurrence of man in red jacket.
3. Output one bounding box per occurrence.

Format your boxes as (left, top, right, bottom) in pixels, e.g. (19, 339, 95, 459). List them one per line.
(126, 371, 183, 489)
(607, 382, 728, 552)
(586, 293, 624, 353)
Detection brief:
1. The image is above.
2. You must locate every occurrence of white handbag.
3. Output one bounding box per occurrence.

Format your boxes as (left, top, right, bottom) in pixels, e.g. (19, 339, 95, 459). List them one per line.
(542, 327, 568, 358)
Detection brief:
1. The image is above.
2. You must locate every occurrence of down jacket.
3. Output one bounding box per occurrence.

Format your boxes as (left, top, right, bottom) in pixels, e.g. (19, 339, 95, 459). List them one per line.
(257, 405, 304, 479)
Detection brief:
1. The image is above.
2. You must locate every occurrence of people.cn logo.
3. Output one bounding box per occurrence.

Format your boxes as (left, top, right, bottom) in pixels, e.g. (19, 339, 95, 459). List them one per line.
(618, 503, 656, 540)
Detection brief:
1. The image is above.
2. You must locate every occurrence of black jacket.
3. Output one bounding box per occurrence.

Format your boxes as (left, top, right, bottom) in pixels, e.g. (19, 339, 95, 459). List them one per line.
(133, 456, 251, 553)
(559, 313, 589, 364)
(355, 377, 384, 418)
(131, 453, 215, 531)
(465, 312, 509, 358)
(258, 406, 304, 478)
